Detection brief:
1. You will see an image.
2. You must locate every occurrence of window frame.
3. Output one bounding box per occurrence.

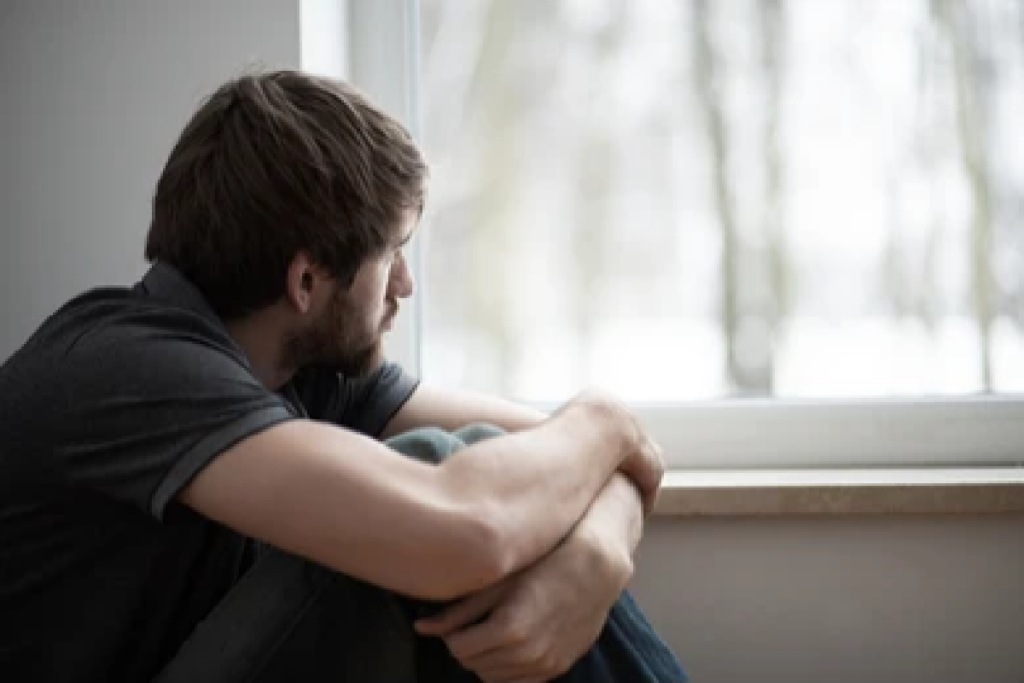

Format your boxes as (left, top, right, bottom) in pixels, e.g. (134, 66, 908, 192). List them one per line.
(318, 0, 1024, 469)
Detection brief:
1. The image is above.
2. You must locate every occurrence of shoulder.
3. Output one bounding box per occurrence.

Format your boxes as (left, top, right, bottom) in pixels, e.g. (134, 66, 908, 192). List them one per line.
(77, 286, 244, 362)
(12, 285, 257, 399)
(13, 285, 234, 360)
(0, 286, 270, 466)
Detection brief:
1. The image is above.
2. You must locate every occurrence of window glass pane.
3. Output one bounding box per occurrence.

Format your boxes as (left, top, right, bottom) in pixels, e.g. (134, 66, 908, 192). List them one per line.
(418, 0, 1024, 402)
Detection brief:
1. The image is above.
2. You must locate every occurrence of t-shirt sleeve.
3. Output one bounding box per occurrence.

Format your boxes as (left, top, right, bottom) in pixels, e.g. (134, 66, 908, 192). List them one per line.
(51, 318, 296, 520)
(292, 362, 419, 437)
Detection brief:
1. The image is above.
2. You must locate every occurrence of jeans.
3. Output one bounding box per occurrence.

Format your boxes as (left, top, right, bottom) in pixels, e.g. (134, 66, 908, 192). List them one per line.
(155, 425, 687, 682)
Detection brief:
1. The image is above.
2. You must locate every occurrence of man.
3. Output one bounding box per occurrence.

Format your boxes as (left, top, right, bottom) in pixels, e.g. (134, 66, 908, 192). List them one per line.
(0, 70, 686, 682)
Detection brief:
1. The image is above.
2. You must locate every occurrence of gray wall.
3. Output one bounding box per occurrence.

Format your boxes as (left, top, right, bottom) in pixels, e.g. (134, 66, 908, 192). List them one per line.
(632, 515, 1024, 682)
(0, 0, 300, 360)
(2, 3, 1022, 682)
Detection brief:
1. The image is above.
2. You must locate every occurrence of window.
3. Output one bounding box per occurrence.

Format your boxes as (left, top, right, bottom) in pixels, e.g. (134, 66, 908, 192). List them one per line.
(343, 0, 1024, 467)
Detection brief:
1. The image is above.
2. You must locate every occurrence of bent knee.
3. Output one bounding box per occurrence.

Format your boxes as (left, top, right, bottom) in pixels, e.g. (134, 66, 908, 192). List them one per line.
(453, 422, 506, 445)
(386, 427, 466, 465)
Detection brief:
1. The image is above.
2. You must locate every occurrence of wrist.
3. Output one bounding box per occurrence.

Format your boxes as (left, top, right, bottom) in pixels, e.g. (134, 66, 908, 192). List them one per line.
(570, 518, 634, 590)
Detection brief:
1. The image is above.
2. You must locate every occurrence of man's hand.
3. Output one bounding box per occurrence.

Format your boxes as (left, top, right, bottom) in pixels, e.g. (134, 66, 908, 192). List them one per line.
(623, 426, 664, 516)
(414, 525, 632, 683)
(567, 389, 665, 515)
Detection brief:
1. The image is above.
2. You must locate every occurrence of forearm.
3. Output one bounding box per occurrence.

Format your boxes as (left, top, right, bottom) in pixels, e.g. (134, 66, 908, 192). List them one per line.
(440, 399, 630, 578)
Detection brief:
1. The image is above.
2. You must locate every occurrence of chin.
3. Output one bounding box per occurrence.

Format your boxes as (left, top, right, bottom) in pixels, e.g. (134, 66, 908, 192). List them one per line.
(360, 350, 386, 376)
(338, 341, 385, 378)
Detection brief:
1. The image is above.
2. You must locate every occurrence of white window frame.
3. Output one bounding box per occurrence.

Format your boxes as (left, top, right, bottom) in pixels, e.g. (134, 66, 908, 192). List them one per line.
(306, 0, 1024, 470)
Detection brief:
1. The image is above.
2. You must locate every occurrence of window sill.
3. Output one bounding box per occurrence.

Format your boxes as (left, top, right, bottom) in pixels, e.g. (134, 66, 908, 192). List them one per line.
(653, 467, 1024, 517)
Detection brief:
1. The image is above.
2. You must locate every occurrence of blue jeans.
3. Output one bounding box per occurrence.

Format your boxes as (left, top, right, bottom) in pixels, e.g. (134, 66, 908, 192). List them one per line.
(155, 426, 687, 682)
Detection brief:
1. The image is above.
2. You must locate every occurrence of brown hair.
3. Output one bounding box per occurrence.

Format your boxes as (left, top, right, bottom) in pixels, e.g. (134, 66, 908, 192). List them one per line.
(145, 69, 428, 320)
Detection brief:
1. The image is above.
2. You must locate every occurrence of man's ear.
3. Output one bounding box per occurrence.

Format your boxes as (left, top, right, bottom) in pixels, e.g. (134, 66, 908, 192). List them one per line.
(284, 251, 327, 314)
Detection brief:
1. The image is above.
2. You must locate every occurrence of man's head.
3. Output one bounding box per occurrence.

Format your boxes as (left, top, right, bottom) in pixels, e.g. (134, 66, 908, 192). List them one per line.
(145, 70, 427, 377)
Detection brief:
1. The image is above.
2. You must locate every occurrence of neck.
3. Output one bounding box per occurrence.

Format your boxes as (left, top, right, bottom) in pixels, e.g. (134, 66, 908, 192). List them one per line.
(225, 311, 295, 390)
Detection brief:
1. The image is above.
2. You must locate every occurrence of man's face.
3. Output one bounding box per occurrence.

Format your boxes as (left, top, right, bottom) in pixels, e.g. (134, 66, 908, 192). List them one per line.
(289, 210, 417, 376)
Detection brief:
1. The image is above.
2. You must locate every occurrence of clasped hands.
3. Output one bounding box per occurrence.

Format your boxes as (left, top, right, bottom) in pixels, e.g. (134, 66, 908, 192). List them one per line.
(415, 524, 631, 683)
(417, 393, 664, 683)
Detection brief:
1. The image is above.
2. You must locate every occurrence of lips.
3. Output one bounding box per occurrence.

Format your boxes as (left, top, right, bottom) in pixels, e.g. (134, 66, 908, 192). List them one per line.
(382, 303, 398, 331)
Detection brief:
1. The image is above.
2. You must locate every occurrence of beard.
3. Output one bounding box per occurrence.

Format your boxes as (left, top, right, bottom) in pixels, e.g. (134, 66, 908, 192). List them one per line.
(285, 288, 386, 378)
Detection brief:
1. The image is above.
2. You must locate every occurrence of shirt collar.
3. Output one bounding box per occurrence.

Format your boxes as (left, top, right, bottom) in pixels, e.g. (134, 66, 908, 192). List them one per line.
(139, 262, 305, 406)
(139, 261, 221, 323)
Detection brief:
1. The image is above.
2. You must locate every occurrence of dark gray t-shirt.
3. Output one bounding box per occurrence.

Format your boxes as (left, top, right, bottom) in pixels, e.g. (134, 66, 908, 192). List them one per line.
(0, 263, 418, 682)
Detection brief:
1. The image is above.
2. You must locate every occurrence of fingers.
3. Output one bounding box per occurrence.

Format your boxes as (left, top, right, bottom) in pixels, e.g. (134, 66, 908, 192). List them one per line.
(620, 430, 664, 515)
(415, 583, 505, 637)
(447, 620, 574, 683)
(640, 437, 665, 515)
(445, 616, 516, 660)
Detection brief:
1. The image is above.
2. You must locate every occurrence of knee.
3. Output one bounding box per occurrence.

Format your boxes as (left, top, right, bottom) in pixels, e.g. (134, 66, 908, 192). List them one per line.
(386, 427, 465, 466)
(453, 422, 506, 445)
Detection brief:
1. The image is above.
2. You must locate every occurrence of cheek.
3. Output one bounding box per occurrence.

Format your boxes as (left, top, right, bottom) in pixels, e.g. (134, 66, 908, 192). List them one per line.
(381, 262, 399, 299)
(370, 269, 391, 316)
(354, 265, 387, 300)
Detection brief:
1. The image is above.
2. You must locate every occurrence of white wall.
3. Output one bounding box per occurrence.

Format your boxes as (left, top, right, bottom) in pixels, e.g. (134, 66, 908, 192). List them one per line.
(3, 3, 1022, 682)
(0, 0, 300, 360)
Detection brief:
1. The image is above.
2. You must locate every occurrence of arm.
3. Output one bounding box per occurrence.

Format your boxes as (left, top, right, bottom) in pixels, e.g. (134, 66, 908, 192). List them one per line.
(383, 386, 655, 681)
(385, 383, 650, 547)
(179, 396, 637, 601)
(414, 473, 645, 683)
